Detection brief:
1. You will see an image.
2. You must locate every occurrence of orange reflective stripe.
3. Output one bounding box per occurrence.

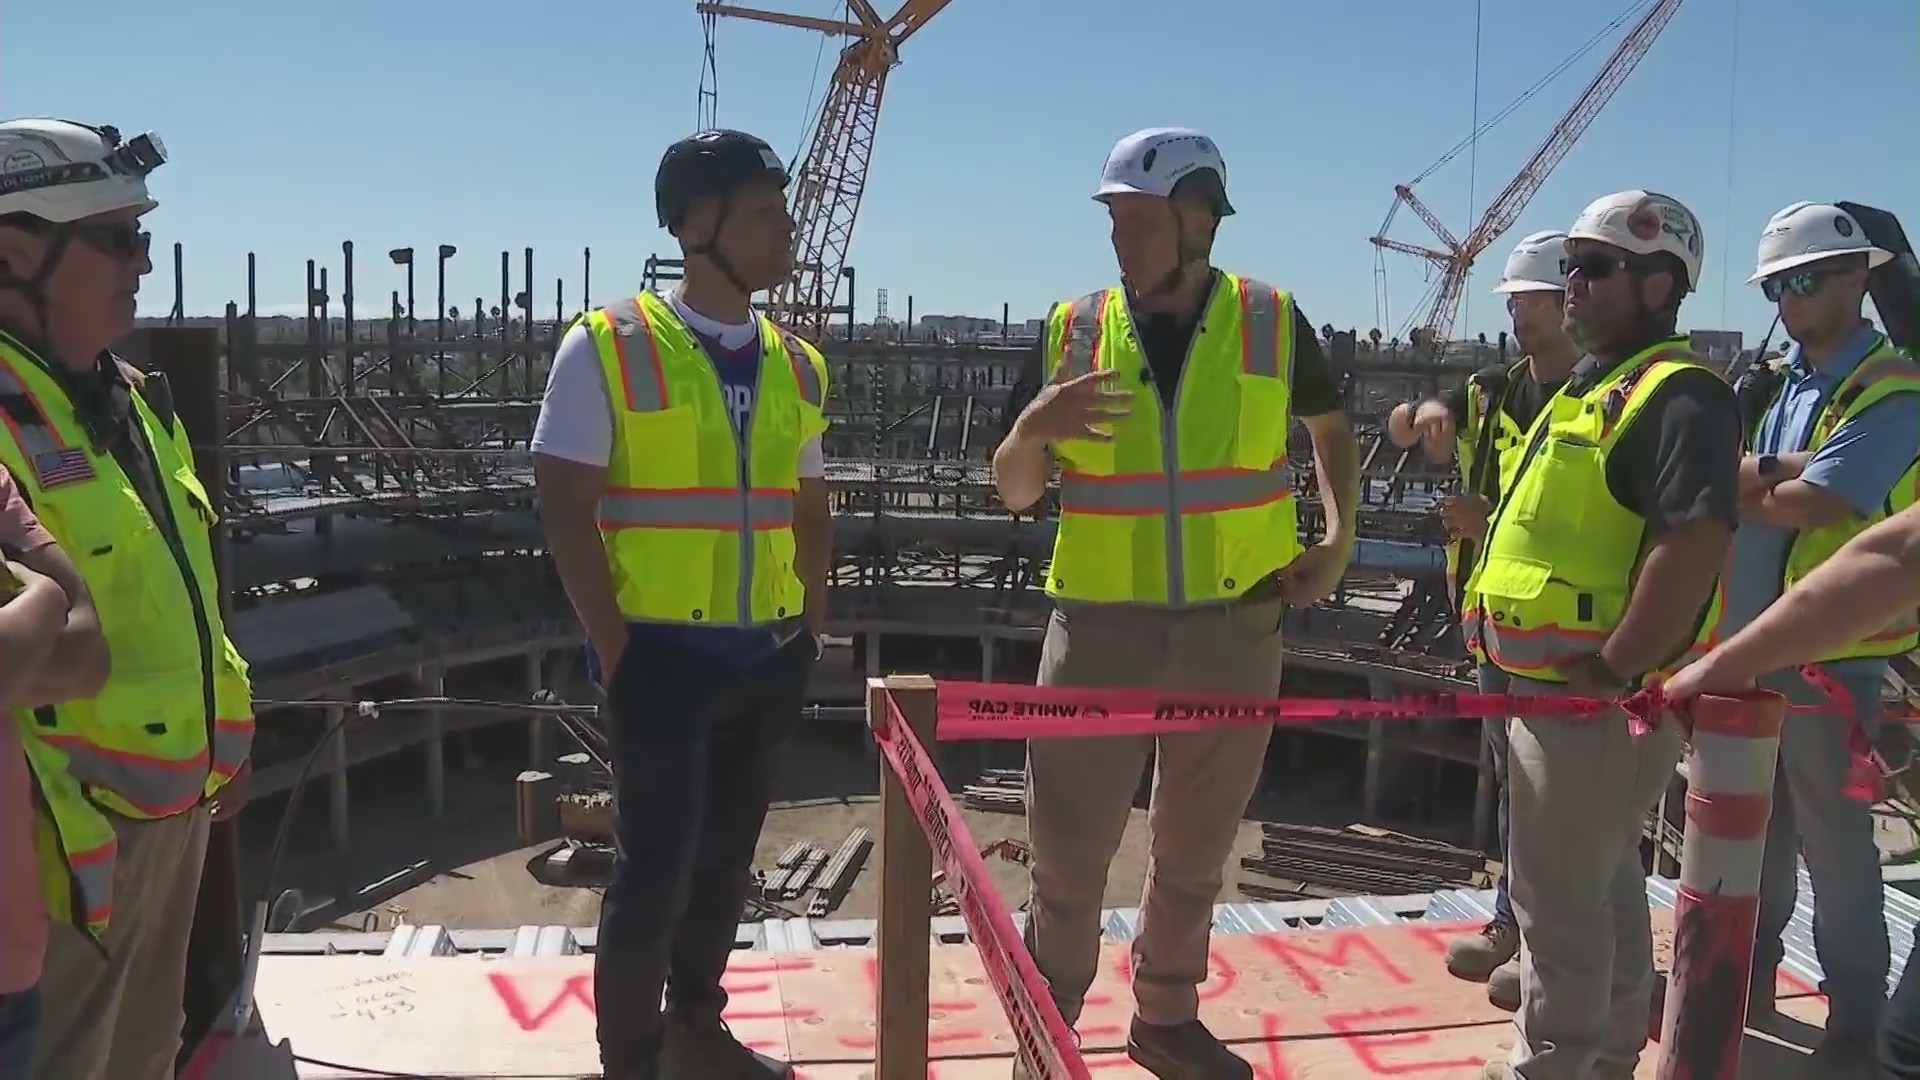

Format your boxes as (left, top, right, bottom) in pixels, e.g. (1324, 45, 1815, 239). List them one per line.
(602, 298, 670, 413)
(38, 733, 214, 818)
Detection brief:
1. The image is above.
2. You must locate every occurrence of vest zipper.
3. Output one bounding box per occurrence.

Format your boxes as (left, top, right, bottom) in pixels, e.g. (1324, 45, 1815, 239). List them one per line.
(733, 356, 756, 628)
(1125, 289, 1211, 609)
(127, 419, 220, 793)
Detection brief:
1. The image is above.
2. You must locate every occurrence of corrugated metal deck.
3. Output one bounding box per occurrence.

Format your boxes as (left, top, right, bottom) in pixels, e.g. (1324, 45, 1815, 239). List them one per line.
(261, 869, 1920, 995)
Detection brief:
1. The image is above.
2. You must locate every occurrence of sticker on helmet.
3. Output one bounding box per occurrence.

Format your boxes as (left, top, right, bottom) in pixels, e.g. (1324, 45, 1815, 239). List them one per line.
(1141, 148, 1158, 173)
(1833, 213, 1855, 238)
(1, 149, 46, 174)
(758, 148, 784, 171)
(1627, 203, 1662, 242)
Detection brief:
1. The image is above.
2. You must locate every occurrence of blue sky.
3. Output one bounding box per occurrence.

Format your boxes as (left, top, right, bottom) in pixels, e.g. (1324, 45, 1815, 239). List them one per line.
(5, 0, 1916, 342)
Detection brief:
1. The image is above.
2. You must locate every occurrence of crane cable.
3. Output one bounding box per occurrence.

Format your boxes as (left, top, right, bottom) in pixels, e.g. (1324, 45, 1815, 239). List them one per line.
(1717, 0, 1744, 326)
(788, 0, 847, 173)
(1462, 0, 1485, 346)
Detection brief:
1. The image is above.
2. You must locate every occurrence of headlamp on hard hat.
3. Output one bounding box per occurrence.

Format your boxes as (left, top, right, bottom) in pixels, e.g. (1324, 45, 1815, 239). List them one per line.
(0, 127, 166, 201)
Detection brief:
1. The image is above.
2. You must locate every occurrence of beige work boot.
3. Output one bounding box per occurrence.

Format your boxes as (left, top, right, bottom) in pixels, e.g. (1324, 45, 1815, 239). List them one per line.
(1446, 918, 1520, 981)
(1487, 959, 1521, 1011)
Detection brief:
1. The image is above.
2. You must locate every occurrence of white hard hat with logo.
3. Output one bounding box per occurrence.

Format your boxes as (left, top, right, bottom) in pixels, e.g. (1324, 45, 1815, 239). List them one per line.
(1565, 190, 1705, 290)
(1747, 201, 1892, 284)
(1094, 128, 1236, 216)
(0, 118, 164, 224)
(1493, 231, 1570, 293)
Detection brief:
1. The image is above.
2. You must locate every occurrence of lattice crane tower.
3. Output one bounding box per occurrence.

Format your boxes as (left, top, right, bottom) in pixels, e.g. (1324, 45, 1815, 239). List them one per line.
(1369, 0, 1687, 354)
(695, 1, 954, 340)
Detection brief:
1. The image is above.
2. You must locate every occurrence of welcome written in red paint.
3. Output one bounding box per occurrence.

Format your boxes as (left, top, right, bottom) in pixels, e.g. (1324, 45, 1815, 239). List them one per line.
(483, 926, 1490, 1076)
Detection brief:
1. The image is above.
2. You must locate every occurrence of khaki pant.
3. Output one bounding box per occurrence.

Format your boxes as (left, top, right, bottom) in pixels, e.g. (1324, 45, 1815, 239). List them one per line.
(1505, 677, 1682, 1079)
(1023, 592, 1285, 1026)
(32, 806, 211, 1080)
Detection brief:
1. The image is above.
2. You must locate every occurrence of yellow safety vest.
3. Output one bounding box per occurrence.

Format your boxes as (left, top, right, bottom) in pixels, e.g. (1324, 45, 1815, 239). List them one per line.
(0, 336, 254, 941)
(1464, 340, 1726, 684)
(1447, 358, 1532, 640)
(581, 292, 829, 626)
(1041, 273, 1301, 607)
(1765, 336, 1920, 660)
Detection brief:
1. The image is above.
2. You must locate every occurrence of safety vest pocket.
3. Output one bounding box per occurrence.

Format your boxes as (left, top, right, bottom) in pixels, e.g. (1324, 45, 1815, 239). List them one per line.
(618, 406, 701, 488)
(1506, 438, 1600, 534)
(1473, 554, 1553, 602)
(1233, 375, 1289, 471)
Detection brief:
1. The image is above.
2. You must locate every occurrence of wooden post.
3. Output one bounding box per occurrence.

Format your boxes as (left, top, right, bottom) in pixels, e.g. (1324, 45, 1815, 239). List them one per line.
(869, 674, 936, 1079)
(143, 327, 246, 1064)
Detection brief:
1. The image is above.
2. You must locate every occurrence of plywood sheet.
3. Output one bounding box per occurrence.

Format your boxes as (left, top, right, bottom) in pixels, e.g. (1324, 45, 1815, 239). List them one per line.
(248, 912, 1828, 1079)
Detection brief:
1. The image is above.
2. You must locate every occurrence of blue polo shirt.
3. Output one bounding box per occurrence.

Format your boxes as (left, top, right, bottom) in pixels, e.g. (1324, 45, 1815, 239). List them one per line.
(1722, 321, 1920, 714)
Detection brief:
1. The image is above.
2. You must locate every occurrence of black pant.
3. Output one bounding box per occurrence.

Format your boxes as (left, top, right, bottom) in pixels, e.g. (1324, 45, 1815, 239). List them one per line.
(593, 632, 813, 1076)
(1884, 938, 1920, 1078)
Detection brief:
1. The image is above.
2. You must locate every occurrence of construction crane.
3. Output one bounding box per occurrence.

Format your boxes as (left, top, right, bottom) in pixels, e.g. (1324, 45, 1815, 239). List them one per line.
(695, 1, 953, 339)
(1370, 0, 1686, 354)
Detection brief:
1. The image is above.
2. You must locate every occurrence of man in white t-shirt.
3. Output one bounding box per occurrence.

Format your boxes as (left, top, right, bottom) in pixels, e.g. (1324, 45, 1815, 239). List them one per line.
(533, 129, 832, 1080)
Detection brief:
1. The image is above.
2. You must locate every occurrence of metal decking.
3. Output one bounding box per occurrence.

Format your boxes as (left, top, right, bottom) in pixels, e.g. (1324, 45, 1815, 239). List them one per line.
(258, 868, 1919, 995)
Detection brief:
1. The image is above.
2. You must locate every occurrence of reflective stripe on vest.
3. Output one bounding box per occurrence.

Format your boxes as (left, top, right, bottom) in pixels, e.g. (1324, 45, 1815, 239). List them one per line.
(1775, 339, 1920, 659)
(1042, 273, 1301, 607)
(1466, 343, 1721, 682)
(586, 293, 828, 626)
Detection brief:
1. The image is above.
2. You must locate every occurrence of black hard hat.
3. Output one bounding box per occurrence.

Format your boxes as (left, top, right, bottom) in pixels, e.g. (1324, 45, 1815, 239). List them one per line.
(654, 129, 790, 231)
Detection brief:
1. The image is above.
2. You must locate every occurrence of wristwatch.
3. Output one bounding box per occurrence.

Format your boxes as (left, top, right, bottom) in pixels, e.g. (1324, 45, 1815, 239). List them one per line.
(1757, 453, 1781, 480)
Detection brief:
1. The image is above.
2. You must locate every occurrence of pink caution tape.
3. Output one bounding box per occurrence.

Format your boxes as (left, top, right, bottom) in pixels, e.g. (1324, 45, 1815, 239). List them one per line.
(929, 679, 1907, 803)
(932, 680, 1620, 741)
(873, 695, 1092, 1080)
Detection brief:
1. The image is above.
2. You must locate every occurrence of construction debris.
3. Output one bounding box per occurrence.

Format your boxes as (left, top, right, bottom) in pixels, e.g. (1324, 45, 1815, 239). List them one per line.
(962, 768, 1026, 814)
(1239, 822, 1487, 899)
(806, 828, 873, 917)
(932, 838, 1031, 917)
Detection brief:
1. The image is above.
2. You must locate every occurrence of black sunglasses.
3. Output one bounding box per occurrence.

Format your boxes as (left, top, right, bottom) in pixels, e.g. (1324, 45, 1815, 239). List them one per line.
(68, 221, 150, 262)
(1761, 268, 1840, 303)
(1560, 249, 1667, 281)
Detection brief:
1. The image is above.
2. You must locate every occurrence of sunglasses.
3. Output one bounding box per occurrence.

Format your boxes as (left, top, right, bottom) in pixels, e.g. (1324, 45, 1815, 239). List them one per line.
(1761, 268, 1839, 303)
(68, 221, 151, 261)
(1559, 250, 1665, 281)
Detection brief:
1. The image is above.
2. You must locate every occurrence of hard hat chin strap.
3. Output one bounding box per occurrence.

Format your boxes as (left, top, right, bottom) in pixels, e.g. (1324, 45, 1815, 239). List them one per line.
(0, 222, 79, 370)
(681, 190, 755, 299)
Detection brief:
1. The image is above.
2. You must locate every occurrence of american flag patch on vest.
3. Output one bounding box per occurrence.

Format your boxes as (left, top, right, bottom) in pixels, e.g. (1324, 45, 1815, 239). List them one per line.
(33, 447, 94, 488)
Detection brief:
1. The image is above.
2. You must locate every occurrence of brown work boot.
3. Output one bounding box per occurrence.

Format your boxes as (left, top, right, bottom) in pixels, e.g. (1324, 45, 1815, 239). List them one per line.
(661, 1012, 793, 1079)
(1126, 1017, 1252, 1079)
(1487, 958, 1521, 1011)
(1446, 918, 1520, 981)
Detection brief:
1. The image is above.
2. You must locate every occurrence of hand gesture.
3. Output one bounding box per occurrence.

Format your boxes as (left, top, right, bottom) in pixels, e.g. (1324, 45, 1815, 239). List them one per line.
(1410, 400, 1456, 444)
(1436, 494, 1491, 542)
(1014, 368, 1133, 444)
(1279, 542, 1350, 608)
(1660, 656, 1751, 703)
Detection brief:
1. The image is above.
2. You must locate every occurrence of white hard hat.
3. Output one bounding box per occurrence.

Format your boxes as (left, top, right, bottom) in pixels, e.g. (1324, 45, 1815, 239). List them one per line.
(1747, 201, 1893, 284)
(1566, 190, 1705, 290)
(0, 118, 164, 224)
(1493, 231, 1569, 294)
(1093, 128, 1235, 216)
